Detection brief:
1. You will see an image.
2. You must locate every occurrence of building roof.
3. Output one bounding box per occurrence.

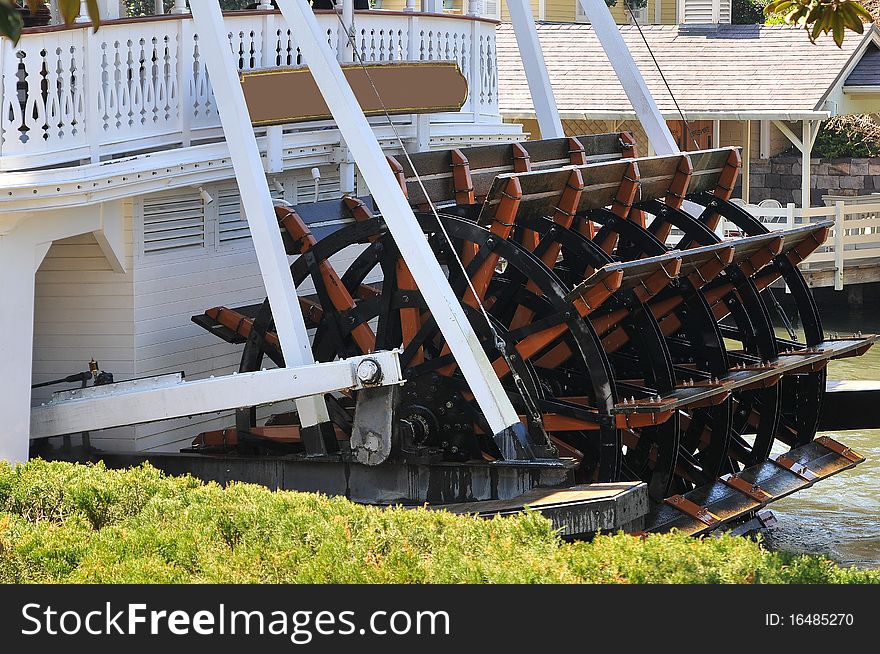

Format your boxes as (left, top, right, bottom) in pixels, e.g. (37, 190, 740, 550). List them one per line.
(496, 23, 880, 121)
(846, 43, 880, 87)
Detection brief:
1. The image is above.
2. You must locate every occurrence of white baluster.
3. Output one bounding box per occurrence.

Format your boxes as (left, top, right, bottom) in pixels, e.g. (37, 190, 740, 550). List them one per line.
(404, 0, 417, 11)
(468, 0, 481, 15)
(171, 1, 190, 15)
(258, 1, 275, 8)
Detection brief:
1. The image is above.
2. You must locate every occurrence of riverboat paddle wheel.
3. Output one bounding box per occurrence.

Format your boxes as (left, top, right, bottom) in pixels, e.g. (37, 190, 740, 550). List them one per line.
(192, 133, 875, 535)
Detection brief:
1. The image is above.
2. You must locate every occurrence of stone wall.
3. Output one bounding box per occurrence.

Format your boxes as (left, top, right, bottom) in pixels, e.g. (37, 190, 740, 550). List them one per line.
(745, 156, 880, 206)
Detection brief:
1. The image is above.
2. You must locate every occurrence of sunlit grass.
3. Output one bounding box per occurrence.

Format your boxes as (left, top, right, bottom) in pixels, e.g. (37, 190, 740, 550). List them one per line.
(0, 460, 876, 584)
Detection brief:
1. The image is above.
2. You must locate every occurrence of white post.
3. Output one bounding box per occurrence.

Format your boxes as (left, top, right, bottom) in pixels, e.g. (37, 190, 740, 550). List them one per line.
(785, 202, 796, 231)
(178, 17, 193, 147)
(712, 119, 720, 149)
(171, 1, 190, 14)
(575, 0, 679, 155)
(506, 0, 564, 139)
(0, 226, 43, 464)
(834, 200, 845, 291)
(408, 9, 431, 152)
(760, 119, 771, 159)
(337, 0, 356, 195)
(154, 0, 165, 15)
(99, 0, 122, 19)
(654, 0, 662, 24)
(188, 2, 330, 430)
(802, 119, 812, 209)
(405, 0, 418, 11)
(423, 0, 443, 11)
(468, 0, 481, 14)
(785, 201, 796, 294)
(273, 0, 526, 451)
(742, 120, 750, 204)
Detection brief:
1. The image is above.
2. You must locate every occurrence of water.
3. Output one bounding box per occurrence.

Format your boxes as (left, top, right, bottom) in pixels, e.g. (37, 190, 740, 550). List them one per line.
(761, 289, 880, 569)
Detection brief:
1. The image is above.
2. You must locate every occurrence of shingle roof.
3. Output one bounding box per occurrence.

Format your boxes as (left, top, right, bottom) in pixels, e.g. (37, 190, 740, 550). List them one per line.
(846, 43, 880, 86)
(496, 23, 878, 119)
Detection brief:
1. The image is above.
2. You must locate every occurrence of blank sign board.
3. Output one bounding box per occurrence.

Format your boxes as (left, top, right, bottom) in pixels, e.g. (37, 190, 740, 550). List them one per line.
(241, 61, 469, 126)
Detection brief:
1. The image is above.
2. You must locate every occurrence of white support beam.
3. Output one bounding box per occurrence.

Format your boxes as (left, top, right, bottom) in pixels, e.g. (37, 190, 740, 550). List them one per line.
(506, 0, 565, 139)
(575, 0, 679, 155)
(30, 351, 403, 440)
(273, 0, 526, 451)
(189, 2, 330, 429)
(773, 119, 814, 208)
(759, 119, 771, 159)
(772, 119, 804, 153)
(0, 231, 41, 463)
(802, 119, 813, 209)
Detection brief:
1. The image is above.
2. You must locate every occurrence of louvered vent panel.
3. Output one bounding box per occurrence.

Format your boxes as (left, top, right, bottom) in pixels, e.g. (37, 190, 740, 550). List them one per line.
(143, 192, 205, 254)
(217, 186, 284, 244)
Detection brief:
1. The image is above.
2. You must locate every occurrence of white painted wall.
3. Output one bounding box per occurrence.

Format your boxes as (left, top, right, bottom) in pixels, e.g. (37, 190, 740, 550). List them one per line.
(32, 202, 137, 451)
(31, 163, 384, 453)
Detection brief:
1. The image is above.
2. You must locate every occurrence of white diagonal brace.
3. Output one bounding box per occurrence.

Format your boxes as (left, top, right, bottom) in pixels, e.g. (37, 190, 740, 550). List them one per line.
(576, 0, 679, 155)
(31, 351, 403, 440)
(189, 2, 330, 428)
(505, 0, 564, 139)
(273, 0, 526, 450)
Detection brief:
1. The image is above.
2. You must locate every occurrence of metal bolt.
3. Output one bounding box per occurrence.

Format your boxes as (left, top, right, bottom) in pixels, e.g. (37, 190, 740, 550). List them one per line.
(445, 401, 454, 409)
(362, 431, 381, 453)
(355, 358, 382, 385)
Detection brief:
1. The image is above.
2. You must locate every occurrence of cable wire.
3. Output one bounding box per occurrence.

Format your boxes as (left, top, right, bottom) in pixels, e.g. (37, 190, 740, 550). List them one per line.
(625, 5, 701, 151)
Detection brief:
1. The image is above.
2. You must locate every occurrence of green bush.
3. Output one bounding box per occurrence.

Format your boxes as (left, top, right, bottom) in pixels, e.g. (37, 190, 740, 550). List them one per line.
(812, 114, 880, 158)
(732, 0, 788, 24)
(0, 460, 877, 584)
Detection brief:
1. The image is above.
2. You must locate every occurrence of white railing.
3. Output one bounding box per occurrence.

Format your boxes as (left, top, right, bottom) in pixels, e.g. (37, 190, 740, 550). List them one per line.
(735, 199, 880, 290)
(0, 10, 500, 171)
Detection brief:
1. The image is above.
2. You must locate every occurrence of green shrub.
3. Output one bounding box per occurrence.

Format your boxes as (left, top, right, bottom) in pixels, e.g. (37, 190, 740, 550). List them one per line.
(812, 114, 880, 158)
(0, 460, 877, 584)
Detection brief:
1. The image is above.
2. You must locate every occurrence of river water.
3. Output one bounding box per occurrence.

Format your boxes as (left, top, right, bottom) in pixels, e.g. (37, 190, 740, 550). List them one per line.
(761, 288, 880, 569)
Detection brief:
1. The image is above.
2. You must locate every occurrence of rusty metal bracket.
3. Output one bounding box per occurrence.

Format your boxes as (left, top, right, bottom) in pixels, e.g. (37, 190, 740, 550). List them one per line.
(815, 435, 864, 463)
(719, 473, 772, 503)
(664, 494, 720, 526)
(773, 454, 819, 482)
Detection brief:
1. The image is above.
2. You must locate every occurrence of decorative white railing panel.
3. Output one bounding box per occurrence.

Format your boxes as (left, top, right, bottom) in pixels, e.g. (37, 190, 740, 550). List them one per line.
(0, 10, 502, 171)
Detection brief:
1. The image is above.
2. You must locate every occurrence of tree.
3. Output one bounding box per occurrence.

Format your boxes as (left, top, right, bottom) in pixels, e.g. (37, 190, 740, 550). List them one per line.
(765, 0, 874, 46)
(0, 1, 100, 43)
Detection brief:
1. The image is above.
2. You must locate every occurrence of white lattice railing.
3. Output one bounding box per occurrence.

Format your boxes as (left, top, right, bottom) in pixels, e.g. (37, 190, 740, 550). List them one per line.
(0, 10, 500, 171)
(734, 198, 880, 290)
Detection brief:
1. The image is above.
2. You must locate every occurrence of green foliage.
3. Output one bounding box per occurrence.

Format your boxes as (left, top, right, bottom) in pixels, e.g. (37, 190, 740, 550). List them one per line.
(733, 0, 769, 24)
(765, 1, 873, 47)
(125, 1, 252, 16)
(0, 460, 877, 584)
(0, 1, 98, 43)
(812, 115, 880, 158)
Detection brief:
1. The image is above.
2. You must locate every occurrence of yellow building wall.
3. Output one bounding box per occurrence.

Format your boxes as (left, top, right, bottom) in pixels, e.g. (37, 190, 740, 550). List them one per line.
(543, 0, 576, 23)
(376, 0, 675, 24)
(661, 0, 677, 23)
